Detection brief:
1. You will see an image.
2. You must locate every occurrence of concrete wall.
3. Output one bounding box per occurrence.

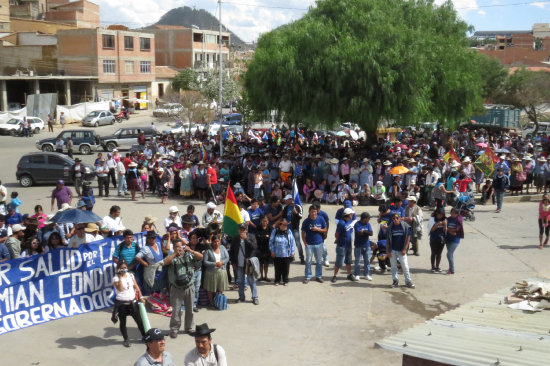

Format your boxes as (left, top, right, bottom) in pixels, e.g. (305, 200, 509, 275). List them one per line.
(18, 32, 57, 45)
(10, 17, 77, 33)
(0, 44, 57, 75)
(45, 0, 99, 28)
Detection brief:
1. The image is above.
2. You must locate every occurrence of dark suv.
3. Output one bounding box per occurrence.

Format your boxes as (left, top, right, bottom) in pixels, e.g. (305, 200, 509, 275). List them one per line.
(36, 129, 101, 155)
(16, 152, 95, 187)
(99, 127, 156, 152)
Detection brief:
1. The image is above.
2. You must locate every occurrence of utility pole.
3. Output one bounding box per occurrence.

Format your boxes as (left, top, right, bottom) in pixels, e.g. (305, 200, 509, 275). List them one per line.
(218, 0, 224, 157)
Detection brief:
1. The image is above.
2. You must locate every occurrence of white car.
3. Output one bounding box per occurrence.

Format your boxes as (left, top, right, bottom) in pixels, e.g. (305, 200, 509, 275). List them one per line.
(0, 117, 45, 136)
(162, 121, 200, 135)
(153, 103, 184, 117)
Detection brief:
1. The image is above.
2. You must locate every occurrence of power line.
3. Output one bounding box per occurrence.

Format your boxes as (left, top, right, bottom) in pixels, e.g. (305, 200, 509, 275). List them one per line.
(222, 1, 309, 11)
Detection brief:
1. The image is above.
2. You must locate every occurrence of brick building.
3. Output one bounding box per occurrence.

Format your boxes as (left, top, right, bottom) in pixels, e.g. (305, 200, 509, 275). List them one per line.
(0, 0, 9, 31)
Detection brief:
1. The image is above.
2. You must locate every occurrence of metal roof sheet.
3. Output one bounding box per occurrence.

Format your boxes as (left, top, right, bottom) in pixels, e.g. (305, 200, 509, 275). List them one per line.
(376, 281, 550, 366)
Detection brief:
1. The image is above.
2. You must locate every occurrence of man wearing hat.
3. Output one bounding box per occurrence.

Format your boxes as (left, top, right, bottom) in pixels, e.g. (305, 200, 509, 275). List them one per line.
(386, 214, 415, 288)
(5, 223, 25, 259)
(134, 328, 176, 366)
(202, 202, 222, 227)
(85, 223, 103, 241)
(332, 207, 356, 283)
(493, 155, 510, 178)
(71, 158, 84, 197)
(184, 324, 227, 366)
(403, 196, 423, 256)
(96, 158, 110, 197)
(229, 224, 260, 304)
(50, 180, 73, 212)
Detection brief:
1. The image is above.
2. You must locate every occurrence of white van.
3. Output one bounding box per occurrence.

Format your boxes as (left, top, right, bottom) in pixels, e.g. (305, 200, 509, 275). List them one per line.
(521, 122, 550, 137)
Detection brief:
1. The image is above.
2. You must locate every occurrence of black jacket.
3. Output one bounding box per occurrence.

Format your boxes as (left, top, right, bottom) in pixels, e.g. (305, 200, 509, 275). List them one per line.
(229, 233, 258, 264)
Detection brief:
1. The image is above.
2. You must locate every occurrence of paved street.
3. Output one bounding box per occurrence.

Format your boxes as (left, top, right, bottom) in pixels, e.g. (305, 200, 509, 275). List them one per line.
(0, 116, 547, 365)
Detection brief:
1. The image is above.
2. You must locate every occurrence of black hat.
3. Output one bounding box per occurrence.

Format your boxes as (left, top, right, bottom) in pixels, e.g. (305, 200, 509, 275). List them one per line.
(144, 328, 164, 342)
(190, 323, 216, 337)
(238, 223, 248, 231)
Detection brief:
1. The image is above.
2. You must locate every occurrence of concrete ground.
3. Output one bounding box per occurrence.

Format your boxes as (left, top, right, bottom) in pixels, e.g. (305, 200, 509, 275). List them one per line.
(0, 115, 547, 365)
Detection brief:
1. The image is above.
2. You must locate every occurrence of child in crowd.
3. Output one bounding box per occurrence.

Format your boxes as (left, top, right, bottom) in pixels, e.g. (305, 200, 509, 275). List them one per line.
(10, 192, 22, 213)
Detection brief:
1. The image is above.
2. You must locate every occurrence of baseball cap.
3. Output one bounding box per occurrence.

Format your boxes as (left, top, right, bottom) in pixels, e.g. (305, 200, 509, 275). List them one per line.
(284, 194, 292, 200)
(343, 208, 355, 216)
(169, 206, 179, 213)
(343, 200, 352, 208)
(57, 179, 64, 185)
(12, 224, 26, 232)
(144, 328, 164, 342)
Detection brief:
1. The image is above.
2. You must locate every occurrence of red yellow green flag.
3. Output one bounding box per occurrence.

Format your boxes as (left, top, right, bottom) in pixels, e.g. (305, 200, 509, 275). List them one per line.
(443, 147, 460, 163)
(222, 186, 243, 237)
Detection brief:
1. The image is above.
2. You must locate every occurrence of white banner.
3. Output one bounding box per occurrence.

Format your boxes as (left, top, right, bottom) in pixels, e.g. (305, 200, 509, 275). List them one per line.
(56, 102, 110, 124)
(0, 107, 27, 124)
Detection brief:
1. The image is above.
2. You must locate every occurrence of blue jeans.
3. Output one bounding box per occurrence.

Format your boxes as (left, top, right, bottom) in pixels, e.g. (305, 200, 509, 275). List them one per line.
(389, 250, 412, 284)
(305, 243, 323, 279)
(117, 175, 128, 194)
(236, 266, 257, 300)
(495, 189, 505, 210)
(354, 246, 371, 277)
(322, 242, 329, 263)
(292, 229, 304, 260)
(446, 239, 460, 273)
(193, 270, 202, 306)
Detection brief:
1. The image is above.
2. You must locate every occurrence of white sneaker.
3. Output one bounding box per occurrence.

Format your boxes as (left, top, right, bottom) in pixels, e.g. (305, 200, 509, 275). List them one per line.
(366, 275, 373, 281)
(374, 266, 381, 271)
(323, 261, 330, 267)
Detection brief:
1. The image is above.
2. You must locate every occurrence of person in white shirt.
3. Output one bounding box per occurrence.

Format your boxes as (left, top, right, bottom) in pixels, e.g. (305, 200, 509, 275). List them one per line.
(116, 159, 128, 196)
(164, 206, 182, 230)
(184, 324, 227, 366)
(69, 224, 95, 248)
(103, 205, 125, 236)
(85, 223, 104, 242)
(96, 159, 110, 197)
(106, 153, 117, 188)
(202, 202, 222, 226)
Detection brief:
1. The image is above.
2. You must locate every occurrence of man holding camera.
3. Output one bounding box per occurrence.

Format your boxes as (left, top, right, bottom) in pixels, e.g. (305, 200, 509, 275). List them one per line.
(163, 239, 203, 339)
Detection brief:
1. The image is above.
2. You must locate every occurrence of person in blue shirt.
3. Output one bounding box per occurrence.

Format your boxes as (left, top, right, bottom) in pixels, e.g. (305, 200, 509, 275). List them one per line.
(112, 229, 141, 272)
(9, 192, 22, 213)
(335, 200, 357, 223)
(312, 202, 331, 267)
(5, 204, 23, 226)
(247, 199, 264, 234)
(331, 208, 356, 283)
(388, 198, 405, 217)
(353, 212, 373, 281)
(301, 205, 327, 284)
(445, 208, 463, 274)
(387, 214, 415, 288)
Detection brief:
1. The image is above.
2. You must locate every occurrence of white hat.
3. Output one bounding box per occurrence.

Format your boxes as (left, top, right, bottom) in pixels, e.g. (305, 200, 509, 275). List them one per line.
(169, 206, 179, 213)
(462, 157, 471, 163)
(58, 203, 72, 212)
(44, 214, 55, 225)
(383, 160, 392, 166)
(450, 160, 461, 168)
(128, 162, 138, 168)
(112, 148, 118, 152)
(499, 155, 506, 159)
(158, 167, 164, 172)
(12, 224, 26, 232)
(343, 208, 355, 216)
(408, 196, 417, 202)
(206, 202, 217, 209)
(234, 183, 242, 188)
(284, 194, 292, 200)
(376, 181, 383, 186)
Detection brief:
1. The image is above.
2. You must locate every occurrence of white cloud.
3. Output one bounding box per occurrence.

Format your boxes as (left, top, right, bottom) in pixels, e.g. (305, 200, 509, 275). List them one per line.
(531, 2, 546, 8)
(478, 10, 486, 16)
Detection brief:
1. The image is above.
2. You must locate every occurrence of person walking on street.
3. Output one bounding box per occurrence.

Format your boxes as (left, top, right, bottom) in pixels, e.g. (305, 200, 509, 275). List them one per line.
(301, 205, 327, 284)
(71, 158, 83, 197)
(50, 180, 73, 211)
(66, 137, 74, 158)
(134, 328, 176, 366)
(55, 136, 64, 153)
(387, 213, 415, 288)
(229, 224, 260, 305)
(59, 112, 66, 129)
(162, 238, 203, 338)
(184, 324, 227, 366)
(445, 208, 464, 274)
(493, 168, 510, 213)
(47, 113, 54, 132)
(353, 212, 373, 281)
(332, 207, 356, 283)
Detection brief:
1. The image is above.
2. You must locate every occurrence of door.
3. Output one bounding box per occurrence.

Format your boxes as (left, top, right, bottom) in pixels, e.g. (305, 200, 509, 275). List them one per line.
(59, 131, 72, 152)
(46, 155, 71, 183)
(28, 155, 47, 182)
(119, 128, 136, 149)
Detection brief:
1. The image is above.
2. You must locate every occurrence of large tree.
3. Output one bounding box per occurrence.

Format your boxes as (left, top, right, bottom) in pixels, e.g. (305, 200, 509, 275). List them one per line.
(497, 68, 550, 135)
(244, 0, 485, 137)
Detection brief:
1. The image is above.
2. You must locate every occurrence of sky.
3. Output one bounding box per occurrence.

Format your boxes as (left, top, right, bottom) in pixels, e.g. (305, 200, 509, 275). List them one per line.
(97, 0, 550, 43)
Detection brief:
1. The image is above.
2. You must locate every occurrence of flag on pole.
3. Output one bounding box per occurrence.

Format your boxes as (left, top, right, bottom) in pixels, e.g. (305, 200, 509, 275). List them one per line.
(474, 152, 495, 177)
(222, 186, 243, 237)
(484, 147, 499, 164)
(292, 179, 302, 207)
(443, 147, 460, 163)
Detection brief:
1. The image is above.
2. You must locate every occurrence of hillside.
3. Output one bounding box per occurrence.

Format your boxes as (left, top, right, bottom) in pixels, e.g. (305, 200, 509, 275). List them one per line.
(151, 6, 252, 49)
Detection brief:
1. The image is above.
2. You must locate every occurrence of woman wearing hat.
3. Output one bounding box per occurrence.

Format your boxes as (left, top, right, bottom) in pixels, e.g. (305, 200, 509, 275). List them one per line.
(157, 167, 169, 204)
(141, 215, 158, 232)
(135, 231, 166, 295)
(522, 155, 533, 195)
(509, 157, 524, 196)
(269, 218, 295, 286)
(179, 161, 194, 198)
(126, 162, 140, 201)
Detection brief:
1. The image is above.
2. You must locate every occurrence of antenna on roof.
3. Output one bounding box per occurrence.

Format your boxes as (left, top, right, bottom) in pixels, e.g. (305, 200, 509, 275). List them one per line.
(192, 24, 200, 29)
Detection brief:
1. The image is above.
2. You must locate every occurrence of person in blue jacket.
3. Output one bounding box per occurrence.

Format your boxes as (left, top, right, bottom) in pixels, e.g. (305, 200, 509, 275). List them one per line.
(353, 212, 373, 281)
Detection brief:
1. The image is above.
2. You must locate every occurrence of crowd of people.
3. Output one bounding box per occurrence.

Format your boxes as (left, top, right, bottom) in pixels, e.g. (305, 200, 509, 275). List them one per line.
(1, 122, 549, 361)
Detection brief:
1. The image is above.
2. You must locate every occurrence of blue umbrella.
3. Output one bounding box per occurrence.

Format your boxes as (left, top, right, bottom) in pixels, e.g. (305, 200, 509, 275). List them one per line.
(51, 208, 102, 224)
(494, 148, 510, 153)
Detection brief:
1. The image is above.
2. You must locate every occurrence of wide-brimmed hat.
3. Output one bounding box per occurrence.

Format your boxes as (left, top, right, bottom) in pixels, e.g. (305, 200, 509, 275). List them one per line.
(330, 158, 339, 164)
(206, 202, 217, 209)
(58, 203, 72, 212)
(383, 160, 392, 166)
(463, 157, 471, 163)
(538, 157, 546, 162)
(189, 323, 216, 337)
(234, 183, 242, 188)
(144, 215, 156, 224)
(85, 223, 99, 233)
(450, 160, 461, 168)
(408, 196, 417, 202)
(128, 162, 137, 168)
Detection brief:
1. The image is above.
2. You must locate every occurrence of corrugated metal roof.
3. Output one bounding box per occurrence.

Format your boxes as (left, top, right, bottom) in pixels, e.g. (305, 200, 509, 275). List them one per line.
(376, 281, 550, 366)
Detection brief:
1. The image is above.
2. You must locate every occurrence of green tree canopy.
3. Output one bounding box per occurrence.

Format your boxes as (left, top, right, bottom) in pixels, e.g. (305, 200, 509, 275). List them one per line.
(172, 68, 199, 91)
(244, 0, 485, 134)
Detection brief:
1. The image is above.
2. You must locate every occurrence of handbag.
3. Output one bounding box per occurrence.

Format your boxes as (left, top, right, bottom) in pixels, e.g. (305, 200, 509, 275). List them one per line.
(213, 293, 228, 310)
(516, 171, 527, 182)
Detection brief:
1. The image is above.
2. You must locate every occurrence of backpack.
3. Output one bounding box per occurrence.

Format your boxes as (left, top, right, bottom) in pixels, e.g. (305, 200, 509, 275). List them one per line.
(173, 254, 194, 287)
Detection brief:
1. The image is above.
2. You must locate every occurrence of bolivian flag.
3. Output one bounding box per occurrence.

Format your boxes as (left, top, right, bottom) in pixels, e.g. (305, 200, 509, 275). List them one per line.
(222, 186, 243, 237)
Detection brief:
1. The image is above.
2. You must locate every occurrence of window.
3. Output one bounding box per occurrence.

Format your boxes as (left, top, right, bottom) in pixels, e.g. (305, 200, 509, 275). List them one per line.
(125, 61, 134, 74)
(73, 132, 85, 139)
(140, 61, 151, 73)
(29, 156, 45, 164)
(124, 36, 134, 50)
(103, 60, 115, 74)
(102, 34, 115, 49)
(49, 156, 66, 166)
(140, 37, 151, 51)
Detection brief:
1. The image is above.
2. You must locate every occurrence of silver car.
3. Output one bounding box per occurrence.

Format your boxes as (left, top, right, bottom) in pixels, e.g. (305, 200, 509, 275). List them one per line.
(82, 110, 115, 127)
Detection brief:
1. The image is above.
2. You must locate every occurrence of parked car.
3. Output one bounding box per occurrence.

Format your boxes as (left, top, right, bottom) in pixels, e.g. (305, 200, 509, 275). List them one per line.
(16, 152, 95, 187)
(209, 123, 243, 136)
(0, 117, 45, 136)
(81, 110, 115, 127)
(162, 120, 199, 135)
(36, 130, 101, 155)
(99, 127, 157, 152)
(153, 103, 183, 117)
